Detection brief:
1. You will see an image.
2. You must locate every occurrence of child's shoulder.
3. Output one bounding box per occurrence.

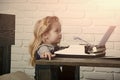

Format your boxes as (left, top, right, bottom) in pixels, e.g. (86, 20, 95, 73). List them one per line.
(39, 44, 54, 49)
(37, 44, 54, 53)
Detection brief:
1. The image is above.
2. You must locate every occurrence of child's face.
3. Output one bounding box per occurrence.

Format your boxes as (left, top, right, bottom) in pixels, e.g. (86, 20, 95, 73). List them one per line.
(46, 22, 62, 44)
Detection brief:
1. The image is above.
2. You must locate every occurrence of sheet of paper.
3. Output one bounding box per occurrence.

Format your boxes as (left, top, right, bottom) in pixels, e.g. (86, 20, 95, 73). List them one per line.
(55, 45, 96, 55)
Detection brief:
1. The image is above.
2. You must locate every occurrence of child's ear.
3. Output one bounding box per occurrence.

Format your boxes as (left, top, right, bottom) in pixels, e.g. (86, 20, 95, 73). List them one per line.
(42, 33, 48, 43)
(43, 33, 49, 39)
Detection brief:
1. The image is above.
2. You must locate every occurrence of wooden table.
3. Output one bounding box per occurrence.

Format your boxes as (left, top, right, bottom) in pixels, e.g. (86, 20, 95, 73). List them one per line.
(36, 57, 120, 68)
(35, 57, 120, 80)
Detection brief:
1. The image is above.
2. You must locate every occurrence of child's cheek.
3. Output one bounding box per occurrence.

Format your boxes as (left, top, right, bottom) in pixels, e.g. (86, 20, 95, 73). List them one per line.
(50, 35, 57, 42)
(53, 35, 59, 42)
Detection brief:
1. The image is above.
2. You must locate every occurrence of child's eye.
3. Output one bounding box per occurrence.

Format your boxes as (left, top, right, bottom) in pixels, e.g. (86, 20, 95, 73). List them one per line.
(55, 29, 61, 33)
(55, 30, 59, 32)
(56, 30, 58, 32)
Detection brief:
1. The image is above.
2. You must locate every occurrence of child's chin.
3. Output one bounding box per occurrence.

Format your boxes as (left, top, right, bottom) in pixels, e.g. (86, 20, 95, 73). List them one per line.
(53, 39, 61, 44)
(56, 40, 61, 44)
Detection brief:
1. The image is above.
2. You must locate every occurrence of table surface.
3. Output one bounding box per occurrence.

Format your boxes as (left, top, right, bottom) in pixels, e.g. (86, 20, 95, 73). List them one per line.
(36, 57, 120, 68)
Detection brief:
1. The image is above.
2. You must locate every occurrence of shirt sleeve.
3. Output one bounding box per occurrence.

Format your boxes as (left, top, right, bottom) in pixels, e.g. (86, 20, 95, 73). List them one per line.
(37, 45, 50, 56)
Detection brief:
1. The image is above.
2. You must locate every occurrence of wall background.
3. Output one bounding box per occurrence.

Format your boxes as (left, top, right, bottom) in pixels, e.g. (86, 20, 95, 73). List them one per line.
(0, 0, 120, 80)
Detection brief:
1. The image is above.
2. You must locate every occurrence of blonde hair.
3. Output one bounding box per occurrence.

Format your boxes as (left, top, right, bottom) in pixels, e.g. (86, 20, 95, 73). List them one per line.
(29, 16, 59, 66)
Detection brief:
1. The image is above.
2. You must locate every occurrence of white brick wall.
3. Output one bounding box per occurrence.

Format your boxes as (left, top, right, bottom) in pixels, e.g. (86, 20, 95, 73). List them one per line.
(83, 72, 113, 80)
(0, 0, 120, 80)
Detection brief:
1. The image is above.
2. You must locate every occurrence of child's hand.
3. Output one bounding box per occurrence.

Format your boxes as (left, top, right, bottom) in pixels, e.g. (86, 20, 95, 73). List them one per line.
(40, 52, 56, 60)
(85, 45, 106, 53)
(95, 45, 106, 52)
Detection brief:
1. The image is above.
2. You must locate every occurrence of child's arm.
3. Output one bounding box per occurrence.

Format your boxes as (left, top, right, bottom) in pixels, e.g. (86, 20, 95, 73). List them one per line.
(56, 45, 69, 51)
(40, 52, 55, 60)
(37, 46, 55, 60)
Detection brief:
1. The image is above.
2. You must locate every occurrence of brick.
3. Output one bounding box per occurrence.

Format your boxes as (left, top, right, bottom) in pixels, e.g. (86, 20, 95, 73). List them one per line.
(0, 0, 27, 2)
(86, 10, 115, 19)
(113, 26, 120, 34)
(16, 18, 33, 26)
(0, 4, 9, 10)
(55, 10, 85, 18)
(93, 19, 116, 26)
(66, 4, 86, 10)
(15, 11, 34, 18)
(62, 33, 94, 46)
(80, 71, 84, 79)
(106, 42, 114, 49)
(114, 42, 120, 50)
(63, 34, 88, 45)
(28, 75, 35, 80)
(16, 11, 53, 19)
(61, 18, 92, 26)
(115, 11, 120, 19)
(82, 26, 108, 34)
(61, 18, 82, 26)
(80, 66, 94, 72)
(114, 73, 120, 80)
(62, 33, 79, 41)
(22, 40, 31, 47)
(11, 61, 28, 68)
(109, 34, 120, 41)
(96, 1, 120, 10)
(62, 26, 82, 34)
(37, 4, 66, 11)
(22, 54, 31, 61)
(85, 3, 98, 11)
(60, 0, 89, 4)
(15, 32, 33, 40)
(63, 34, 78, 41)
(23, 25, 34, 33)
(26, 65, 34, 69)
(33, 11, 53, 18)
(14, 61, 32, 69)
(95, 67, 120, 73)
(60, 40, 71, 46)
(106, 49, 120, 57)
(80, 18, 92, 26)
(11, 54, 23, 61)
(83, 72, 113, 80)
(11, 47, 29, 54)
(16, 25, 24, 32)
(12, 40, 23, 47)
(30, 0, 58, 3)
(8, 3, 37, 11)
(63, 40, 83, 45)
(94, 34, 104, 42)
(11, 68, 25, 73)
(62, 34, 81, 45)
(79, 34, 95, 42)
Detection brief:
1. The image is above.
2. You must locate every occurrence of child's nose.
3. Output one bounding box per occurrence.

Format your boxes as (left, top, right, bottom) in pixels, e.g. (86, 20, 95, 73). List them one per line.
(59, 33, 62, 38)
(59, 33, 62, 36)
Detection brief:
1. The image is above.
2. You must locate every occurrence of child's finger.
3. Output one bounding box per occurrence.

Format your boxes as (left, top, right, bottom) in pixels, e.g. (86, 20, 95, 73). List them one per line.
(51, 54, 56, 57)
(44, 53, 47, 58)
(47, 54, 51, 60)
(40, 53, 47, 58)
(40, 54, 44, 58)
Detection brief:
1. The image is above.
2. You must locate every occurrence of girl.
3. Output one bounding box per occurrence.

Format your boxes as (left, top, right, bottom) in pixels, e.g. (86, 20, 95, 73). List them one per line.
(29, 16, 78, 80)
